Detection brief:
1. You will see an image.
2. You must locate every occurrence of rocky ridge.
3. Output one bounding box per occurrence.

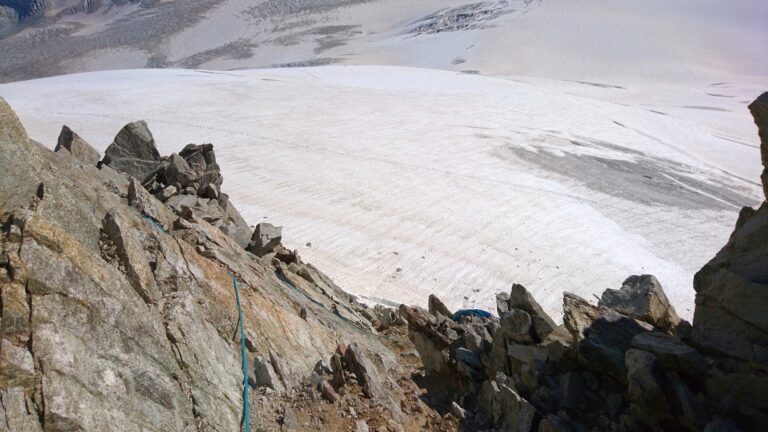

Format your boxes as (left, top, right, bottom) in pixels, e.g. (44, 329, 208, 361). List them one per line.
(1, 92, 767, 431)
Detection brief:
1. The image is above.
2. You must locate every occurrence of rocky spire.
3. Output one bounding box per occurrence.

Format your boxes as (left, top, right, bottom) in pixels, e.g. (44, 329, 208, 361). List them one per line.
(748, 92, 768, 201)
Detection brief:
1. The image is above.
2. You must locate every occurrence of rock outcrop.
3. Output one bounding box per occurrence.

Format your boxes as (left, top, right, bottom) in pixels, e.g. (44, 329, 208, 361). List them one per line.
(247, 222, 283, 257)
(690, 92, 768, 365)
(101, 120, 161, 180)
(0, 98, 418, 431)
(2, 92, 767, 432)
(395, 94, 768, 431)
(749, 92, 768, 200)
(691, 201, 768, 363)
(54, 125, 101, 165)
(599, 274, 681, 333)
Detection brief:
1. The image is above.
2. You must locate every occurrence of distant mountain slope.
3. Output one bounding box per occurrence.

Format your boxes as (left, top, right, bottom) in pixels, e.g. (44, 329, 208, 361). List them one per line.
(0, 0, 765, 83)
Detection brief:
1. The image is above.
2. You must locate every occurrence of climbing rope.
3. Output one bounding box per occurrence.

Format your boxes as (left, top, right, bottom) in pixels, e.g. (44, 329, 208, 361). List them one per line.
(232, 275, 250, 432)
(141, 215, 167, 233)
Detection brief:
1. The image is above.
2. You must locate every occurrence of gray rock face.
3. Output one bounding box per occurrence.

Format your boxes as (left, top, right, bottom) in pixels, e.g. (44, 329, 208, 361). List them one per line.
(690, 96, 768, 363)
(509, 283, 557, 340)
(748, 92, 768, 200)
(101, 120, 161, 180)
(0, 100, 398, 431)
(692, 202, 768, 363)
(562, 292, 602, 340)
(247, 222, 283, 257)
(178, 143, 223, 192)
(631, 332, 709, 375)
(54, 125, 101, 165)
(126, 177, 173, 229)
(161, 153, 197, 189)
(625, 349, 668, 410)
(599, 275, 680, 332)
(578, 312, 653, 382)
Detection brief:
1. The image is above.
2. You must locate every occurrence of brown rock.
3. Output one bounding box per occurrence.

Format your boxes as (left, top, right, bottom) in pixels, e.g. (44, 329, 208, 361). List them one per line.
(318, 380, 339, 403)
(428, 294, 452, 317)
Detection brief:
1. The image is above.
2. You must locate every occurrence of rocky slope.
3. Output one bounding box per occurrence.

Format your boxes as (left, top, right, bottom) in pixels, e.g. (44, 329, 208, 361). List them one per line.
(0, 96, 420, 431)
(1, 92, 767, 431)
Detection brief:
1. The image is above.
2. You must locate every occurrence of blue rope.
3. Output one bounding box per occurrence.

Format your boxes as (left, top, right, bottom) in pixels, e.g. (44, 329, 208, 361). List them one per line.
(141, 215, 167, 233)
(232, 275, 250, 432)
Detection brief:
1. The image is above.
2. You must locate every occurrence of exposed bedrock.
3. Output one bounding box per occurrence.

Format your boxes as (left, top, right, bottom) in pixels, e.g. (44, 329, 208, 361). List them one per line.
(0, 97, 407, 431)
(748, 92, 768, 200)
(1, 92, 767, 431)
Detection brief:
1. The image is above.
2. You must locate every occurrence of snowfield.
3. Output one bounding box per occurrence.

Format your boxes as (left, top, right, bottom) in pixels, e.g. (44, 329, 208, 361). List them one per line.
(1, 66, 763, 320)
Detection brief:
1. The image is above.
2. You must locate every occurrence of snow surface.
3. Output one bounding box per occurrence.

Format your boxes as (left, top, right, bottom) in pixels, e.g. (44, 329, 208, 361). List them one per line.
(1, 66, 763, 320)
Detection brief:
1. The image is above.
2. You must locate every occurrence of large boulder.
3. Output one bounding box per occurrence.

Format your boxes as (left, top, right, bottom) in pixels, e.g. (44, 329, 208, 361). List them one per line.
(428, 294, 452, 317)
(748, 92, 768, 200)
(101, 120, 161, 180)
(247, 222, 283, 257)
(54, 125, 101, 165)
(508, 284, 557, 340)
(599, 275, 680, 332)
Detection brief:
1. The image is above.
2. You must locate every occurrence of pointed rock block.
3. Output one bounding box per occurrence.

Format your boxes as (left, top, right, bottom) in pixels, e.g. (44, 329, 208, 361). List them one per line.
(54, 125, 100, 165)
(101, 120, 161, 181)
(254, 356, 286, 392)
(344, 343, 403, 421)
(496, 291, 510, 316)
(0, 97, 27, 143)
(509, 283, 557, 340)
(0, 98, 44, 213)
(428, 294, 452, 317)
(599, 275, 680, 332)
(480, 376, 536, 431)
(748, 92, 768, 200)
(247, 222, 282, 257)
